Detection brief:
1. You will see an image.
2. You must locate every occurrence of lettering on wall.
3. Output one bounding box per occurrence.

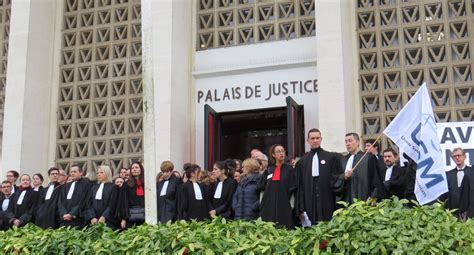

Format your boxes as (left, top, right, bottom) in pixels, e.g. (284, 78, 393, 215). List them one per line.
(197, 79, 318, 104)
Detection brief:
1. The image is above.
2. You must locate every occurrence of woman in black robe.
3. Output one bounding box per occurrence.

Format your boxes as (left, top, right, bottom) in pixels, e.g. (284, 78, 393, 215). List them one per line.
(6, 174, 39, 228)
(85, 165, 119, 229)
(117, 162, 145, 229)
(157, 160, 181, 223)
(260, 144, 297, 229)
(209, 159, 238, 219)
(178, 164, 210, 221)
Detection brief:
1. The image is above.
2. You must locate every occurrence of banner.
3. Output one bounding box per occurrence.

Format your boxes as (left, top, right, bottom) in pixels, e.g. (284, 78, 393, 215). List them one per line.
(383, 84, 448, 205)
(438, 122, 473, 170)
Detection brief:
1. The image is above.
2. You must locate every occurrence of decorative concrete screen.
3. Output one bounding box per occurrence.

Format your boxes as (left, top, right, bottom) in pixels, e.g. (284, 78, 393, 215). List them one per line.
(0, 0, 9, 159)
(356, 0, 474, 148)
(196, 0, 316, 50)
(57, 0, 143, 176)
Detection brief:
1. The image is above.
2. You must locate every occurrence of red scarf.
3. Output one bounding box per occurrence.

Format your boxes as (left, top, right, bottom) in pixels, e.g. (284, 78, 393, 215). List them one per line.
(135, 179, 144, 197)
(272, 166, 281, 181)
(19, 186, 31, 192)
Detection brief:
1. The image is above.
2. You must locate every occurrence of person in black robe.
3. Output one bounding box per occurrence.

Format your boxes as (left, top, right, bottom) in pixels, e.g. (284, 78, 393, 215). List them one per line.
(157, 161, 181, 224)
(341, 133, 377, 203)
(5, 174, 39, 228)
(377, 148, 406, 199)
(364, 139, 386, 199)
(35, 167, 65, 229)
(260, 144, 297, 229)
(58, 164, 92, 228)
(209, 159, 238, 219)
(296, 128, 344, 225)
(0, 181, 14, 230)
(32, 173, 45, 192)
(178, 164, 210, 221)
(84, 165, 119, 229)
(441, 148, 471, 218)
(117, 162, 145, 229)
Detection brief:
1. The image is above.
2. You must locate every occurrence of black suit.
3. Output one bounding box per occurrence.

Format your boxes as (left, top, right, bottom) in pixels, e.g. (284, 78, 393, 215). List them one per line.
(458, 166, 474, 218)
(0, 195, 13, 230)
(442, 167, 469, 217)
(382, 165, 406, 199)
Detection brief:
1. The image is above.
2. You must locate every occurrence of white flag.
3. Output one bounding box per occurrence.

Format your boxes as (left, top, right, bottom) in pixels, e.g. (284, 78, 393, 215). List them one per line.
(383, 83, 448, 205)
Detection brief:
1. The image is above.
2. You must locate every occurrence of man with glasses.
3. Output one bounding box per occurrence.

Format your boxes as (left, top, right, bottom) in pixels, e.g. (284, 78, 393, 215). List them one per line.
(0, 181, 13, 230)
(35, 167, 64, 229)
(443, 148, 473, 219)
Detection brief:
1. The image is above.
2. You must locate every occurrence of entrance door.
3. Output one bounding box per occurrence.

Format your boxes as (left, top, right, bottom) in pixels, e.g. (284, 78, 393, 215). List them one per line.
(204, 104, 221, 170)
(286, 96, 305, 160)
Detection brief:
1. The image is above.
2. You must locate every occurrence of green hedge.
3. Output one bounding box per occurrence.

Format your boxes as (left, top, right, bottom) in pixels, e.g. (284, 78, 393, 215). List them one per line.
(1, 198, 473, 254)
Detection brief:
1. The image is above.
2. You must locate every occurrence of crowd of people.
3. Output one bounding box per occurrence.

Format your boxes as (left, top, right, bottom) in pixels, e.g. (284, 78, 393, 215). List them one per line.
(0, 128, 472, 231)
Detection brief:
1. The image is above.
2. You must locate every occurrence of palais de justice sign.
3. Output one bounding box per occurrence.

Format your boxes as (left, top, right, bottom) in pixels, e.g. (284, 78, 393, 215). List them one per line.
(197, 79, 318, 104)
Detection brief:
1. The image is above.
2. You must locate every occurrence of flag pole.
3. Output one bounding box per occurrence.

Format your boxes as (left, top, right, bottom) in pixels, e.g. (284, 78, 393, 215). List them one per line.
(350, 132, 385, 172)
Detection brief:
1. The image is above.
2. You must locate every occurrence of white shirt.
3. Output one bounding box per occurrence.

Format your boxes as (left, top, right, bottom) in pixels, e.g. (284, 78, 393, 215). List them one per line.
(95, 183, 104, 200)
(312, 152, 319, 177)
(160, 180, 169, 196)
(457, 166, 465, 188)
(45, 185, 55, 200)
(66, 181, 76, 200)
(192, 182, 203, 200)
(214, 181, 223, 199)
(385, 166, 393, 181)
(1, 197, 9, 211)
(345, 154, 355, 173)
(17, 190, 27, 205)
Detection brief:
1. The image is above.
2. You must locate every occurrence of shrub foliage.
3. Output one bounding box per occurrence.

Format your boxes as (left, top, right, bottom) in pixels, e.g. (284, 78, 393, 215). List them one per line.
(1, 198, 473, 254)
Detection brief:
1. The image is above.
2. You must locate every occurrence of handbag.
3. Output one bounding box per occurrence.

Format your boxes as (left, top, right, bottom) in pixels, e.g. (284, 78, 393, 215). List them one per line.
(129, 206, 145, 222)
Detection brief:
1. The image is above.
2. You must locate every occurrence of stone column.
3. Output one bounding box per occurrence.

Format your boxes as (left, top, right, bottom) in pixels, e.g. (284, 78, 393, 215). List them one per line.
(315, 0, 360, 152)
(1, 0, 59, 176)
(142, 0, 192, 224)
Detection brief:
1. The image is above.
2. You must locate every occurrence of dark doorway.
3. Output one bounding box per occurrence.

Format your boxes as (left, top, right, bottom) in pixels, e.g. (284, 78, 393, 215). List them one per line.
(220, 107, 287, 161)
(204, 96, 305, 170)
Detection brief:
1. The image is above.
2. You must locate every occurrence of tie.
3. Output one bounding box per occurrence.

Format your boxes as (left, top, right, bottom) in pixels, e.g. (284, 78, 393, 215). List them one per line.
(66, 181, 76, 200)
(312, 152, 319, 177)
(193, 182, 203, 200)
(214, 181, 223, 199)
(345, 155, 355, 173)
(160, 180, 169, 196)
(45, 185, 54, 200)
(95, 183, 104, 200)
(17, 190, 27, 205)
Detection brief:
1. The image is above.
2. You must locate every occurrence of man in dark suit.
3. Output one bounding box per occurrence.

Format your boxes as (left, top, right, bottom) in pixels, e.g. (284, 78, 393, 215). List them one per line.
(446, 148, 473, 219)
(0, 181, 14, 230)
(342, 133, 377, 203)
(379, 148, 406, 199)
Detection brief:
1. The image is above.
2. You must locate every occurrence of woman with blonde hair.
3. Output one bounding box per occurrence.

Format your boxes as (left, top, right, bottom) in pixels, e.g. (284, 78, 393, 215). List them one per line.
(85, 165, 119, 229)
(232, 158, 261, 220)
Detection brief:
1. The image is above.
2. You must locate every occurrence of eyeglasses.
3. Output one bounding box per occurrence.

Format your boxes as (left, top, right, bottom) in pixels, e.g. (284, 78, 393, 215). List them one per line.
(6, 175, 14, 178)
(453, 154, 464, 158)
(274, 150, 286, 154)
(1, 186, 11, 189)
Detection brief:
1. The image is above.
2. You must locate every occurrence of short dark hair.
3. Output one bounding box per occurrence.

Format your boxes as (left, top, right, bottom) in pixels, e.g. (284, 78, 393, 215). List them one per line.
(48, 167, 60, 175)
(365, 139, 380, 150)
(33, 173, 44, 182)
(345, 132, 360, 142)
(307, 128, 321, 138)
(2, 180, 11, 186)
(184, 163, 201, 179)
(383, 148, 398, 156)
(70, 163, 83, 173)
(7, 170, 19, 179)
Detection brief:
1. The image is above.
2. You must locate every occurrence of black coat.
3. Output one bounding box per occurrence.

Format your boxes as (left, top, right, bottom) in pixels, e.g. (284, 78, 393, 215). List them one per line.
(382, 165, 406, 199)
(460, 166, 474, 218)
(260, 163, 297, 229)
(157, 175, 181, 224)
(232, 174, 261, 220)
(0, 195, 13, 230)
(35, 183, 64, 229)
(116, 181, 145, 227)
(296, 148, 344, 223)
(5, 188, 39, 227)
(84, 183, 119, 229)
(341, 151, 377, 203)
(209, 178, 238, 219)
(58, 178, 92, 228)
(177, 181, 210, 221)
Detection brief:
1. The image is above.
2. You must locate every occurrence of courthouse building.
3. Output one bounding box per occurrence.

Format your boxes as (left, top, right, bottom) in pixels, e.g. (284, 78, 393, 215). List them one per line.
(0, 0, 472, 220)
